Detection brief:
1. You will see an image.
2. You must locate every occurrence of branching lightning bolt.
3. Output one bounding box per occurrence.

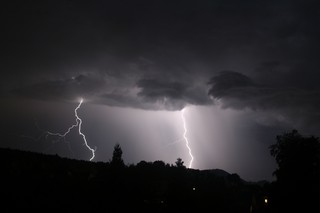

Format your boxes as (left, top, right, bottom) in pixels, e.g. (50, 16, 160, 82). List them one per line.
(74, 99, 95, 161)
(30, 98, 95, 161)
(181, 108, 194, 168)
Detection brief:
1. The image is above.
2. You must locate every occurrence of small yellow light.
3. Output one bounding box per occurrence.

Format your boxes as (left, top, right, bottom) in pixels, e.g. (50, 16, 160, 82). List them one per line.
(264, 198, 268, 204)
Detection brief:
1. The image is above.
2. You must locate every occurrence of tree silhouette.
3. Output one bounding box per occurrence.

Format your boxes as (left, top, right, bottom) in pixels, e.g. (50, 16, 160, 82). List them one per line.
(270, 129, 320, 182)
(175, 158, 185, 168)
(110, 143, 125, 168)
(269, 130, 320, 211)
(153, 160, 166, 168)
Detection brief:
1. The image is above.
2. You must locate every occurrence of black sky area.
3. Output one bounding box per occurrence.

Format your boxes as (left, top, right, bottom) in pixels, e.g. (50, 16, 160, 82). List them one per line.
(1, 0, 320, 181)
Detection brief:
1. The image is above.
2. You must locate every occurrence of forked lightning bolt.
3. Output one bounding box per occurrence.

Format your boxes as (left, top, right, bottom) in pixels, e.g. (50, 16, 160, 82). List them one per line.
(42, 99, 95, 161)
(181, 108, 194, 168)
(75, 99, 95, 161)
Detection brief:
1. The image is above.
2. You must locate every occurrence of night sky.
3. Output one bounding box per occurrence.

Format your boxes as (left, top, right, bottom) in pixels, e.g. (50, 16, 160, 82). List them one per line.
(1, 0, 320, 181)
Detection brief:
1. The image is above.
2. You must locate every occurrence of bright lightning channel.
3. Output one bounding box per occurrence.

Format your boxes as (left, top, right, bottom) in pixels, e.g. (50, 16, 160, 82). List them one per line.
(46, 98, 95, 161)
(181, 108, 194, 168)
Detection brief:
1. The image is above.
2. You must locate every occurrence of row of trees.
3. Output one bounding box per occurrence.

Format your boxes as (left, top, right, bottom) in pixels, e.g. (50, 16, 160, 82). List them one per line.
(113, 130, 320, 179)
(110, 143, 186, 168)
(111, 129, 320, 212)
(4, 128, 318, 212)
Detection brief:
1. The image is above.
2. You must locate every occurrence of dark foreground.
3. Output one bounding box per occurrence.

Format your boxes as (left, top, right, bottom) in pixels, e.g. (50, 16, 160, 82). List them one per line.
(1, 148, 271, 212)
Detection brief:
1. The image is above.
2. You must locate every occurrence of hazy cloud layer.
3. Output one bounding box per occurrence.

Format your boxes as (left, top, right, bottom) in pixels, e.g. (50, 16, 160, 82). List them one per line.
(13, 74, 105, 101)
(208, 71, 320, 130)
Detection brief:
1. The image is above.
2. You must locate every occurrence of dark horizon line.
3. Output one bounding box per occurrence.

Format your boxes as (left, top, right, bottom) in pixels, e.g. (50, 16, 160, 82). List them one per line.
(0, 146, 272, 183)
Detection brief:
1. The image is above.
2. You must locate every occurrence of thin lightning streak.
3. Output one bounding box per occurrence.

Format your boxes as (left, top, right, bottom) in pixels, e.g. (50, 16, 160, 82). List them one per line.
(181, 108, 194, 168)
(165, 138, 184, 147)
(44, 99, 95, 161)
(161, 138, 184, 150)
(75, 99, 95, 161)
(22, 120, 75, 156)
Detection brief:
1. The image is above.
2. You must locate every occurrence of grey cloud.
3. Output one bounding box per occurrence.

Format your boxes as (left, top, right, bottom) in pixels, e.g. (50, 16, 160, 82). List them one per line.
(4, 0, 320, 114)
(208, 70, 320, 109)
(13, 74, 105, 101)
(97, 92, 184, 111)
(12, 73, 211, 111)
(137, 78, 210, 110)
(97, 93, 144, 109)
(208, 71, 320, 128)
(208, 71, 255, 99)
(95, 77, 212, 111)
(137, 79, 187, 100)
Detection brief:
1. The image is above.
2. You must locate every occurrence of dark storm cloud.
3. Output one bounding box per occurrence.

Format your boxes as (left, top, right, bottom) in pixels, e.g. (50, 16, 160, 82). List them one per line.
(208, 71, 256, 99)
(93, 77, 210, 111)
(2, 0, 320, 112)
(137, 79, 187, 100)
(136, 78, 210, 110)
(12, 74, 210, 110)
(137, 79, 188, 110)
(13, 74, 105, 101)
(208, 71, 320, 128)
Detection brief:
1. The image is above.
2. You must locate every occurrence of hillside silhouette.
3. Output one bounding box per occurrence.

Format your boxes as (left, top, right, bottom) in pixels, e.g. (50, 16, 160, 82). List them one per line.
(0, 147, 270, 212)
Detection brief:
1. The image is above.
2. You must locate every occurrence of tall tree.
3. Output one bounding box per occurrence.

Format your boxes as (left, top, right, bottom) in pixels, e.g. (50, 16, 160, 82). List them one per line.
(175, 158, 185, 168)
(110, 143, 125, 168)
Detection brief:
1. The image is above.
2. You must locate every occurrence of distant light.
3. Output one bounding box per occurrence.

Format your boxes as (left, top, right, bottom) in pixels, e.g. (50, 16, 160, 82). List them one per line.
(193, 187, 196, 191)
(264, 197, 268, 204)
